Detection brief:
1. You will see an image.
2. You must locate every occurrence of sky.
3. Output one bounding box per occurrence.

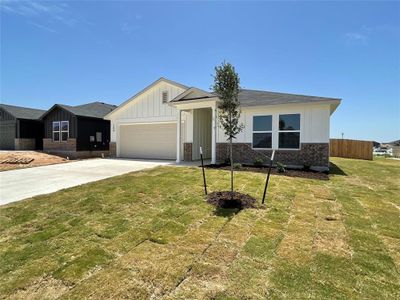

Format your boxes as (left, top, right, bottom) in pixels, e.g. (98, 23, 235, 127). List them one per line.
(1, 1, 399, 142)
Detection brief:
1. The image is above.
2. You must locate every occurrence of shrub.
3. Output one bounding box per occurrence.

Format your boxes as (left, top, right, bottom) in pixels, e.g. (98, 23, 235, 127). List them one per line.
(253, 158, 264, 166)
(233, 163, 242, 170)
(224, 157, 231, 165)
(276, 162, 286, 173)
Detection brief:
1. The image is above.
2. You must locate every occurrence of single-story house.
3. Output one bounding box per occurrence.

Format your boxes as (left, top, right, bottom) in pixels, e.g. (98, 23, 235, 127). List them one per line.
(0, 104, 45, 150)
(105, 77, 341, 170)
(41, 101, 117, 158)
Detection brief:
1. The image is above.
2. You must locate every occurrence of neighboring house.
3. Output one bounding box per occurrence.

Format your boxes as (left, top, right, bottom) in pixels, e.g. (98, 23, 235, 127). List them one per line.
(387, 140, 400, 158)
(392, 146, 400, 158)
(0, 104, 45, 150)
(105, 77, 341, 170)
(40, 102, 117, 158)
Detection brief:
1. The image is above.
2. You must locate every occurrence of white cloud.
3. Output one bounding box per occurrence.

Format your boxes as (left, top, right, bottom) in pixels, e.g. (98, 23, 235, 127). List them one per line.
(29, 21, 57, 33)
(1, 1, 65, 17)
(1, 1, 86, 32)
(345, 32, 367, 41)
(344, 31, 369, 45)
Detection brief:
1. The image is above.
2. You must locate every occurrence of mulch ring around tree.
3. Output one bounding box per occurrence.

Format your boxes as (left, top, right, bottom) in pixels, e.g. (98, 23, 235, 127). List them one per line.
(207, 191, 257, 210)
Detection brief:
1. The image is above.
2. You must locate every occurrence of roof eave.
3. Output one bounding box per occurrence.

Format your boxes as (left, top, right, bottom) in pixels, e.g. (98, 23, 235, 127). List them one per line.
(169, 96, 220, 105)
(239, 99, 342, 110)
(329, 99, 341, 115)
(0, 105, 46, 120)
(170, 87, 215, 102)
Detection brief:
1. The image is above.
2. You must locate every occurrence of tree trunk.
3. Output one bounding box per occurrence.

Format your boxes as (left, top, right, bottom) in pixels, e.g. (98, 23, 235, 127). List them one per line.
(230, 136, 233, 195)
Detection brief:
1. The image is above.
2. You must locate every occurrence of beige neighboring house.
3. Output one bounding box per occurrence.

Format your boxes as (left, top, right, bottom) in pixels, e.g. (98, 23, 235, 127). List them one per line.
(104, 77, 341, 170)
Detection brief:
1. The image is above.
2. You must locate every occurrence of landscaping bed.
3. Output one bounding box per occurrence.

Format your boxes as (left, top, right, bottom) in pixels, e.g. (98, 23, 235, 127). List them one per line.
(205, 163, 329, 180)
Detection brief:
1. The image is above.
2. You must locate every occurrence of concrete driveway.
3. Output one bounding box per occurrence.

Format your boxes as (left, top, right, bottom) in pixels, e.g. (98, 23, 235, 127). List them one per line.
(0, 158, 173, 206)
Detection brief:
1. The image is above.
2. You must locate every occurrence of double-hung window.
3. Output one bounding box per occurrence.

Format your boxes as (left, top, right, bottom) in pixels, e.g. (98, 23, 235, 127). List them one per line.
(52, 121, 60, 142)
(278, 114, 300, 149)
(252, 115, 272, 149)
(61, 121, 69, 142)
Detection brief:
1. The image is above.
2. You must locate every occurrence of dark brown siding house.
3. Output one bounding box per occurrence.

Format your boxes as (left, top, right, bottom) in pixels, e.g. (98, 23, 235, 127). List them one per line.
(40, 102, 117, 158)
(0, 104, 45, 150)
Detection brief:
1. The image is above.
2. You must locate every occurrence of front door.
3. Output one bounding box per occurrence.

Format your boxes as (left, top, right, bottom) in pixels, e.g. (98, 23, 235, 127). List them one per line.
(192, 108, 212, 160)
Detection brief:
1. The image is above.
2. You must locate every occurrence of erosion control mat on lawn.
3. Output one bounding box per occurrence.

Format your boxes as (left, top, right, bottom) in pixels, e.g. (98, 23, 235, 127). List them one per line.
(207, 191, 257, 210)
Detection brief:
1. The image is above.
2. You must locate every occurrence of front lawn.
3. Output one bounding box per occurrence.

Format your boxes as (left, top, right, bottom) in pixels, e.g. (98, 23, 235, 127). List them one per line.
(0, 158, 399, 299)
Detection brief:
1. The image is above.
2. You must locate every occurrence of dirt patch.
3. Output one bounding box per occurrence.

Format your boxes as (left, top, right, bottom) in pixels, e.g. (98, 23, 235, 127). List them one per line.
(325, 216, 338, 221)
(0, 151, 69, 171)
(10, 276, 70, 299)
(205, 164, 329, 180)
(206, 191, 256, 210)
(314, 201, 352, 258)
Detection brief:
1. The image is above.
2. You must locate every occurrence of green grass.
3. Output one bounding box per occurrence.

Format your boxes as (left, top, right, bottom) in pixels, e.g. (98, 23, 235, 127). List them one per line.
(0, 158, 399, 299)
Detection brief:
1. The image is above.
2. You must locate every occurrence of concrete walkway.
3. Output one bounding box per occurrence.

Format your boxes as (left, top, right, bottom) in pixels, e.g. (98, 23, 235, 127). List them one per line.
(0, 158, 174, 206)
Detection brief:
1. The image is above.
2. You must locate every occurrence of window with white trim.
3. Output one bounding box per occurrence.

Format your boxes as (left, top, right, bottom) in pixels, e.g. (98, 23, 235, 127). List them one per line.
(162, 91, 168, 103)
(61, 121, 69, 142)
(278, 114, 300, 149)
(252, 115, 272, 149)
(52, 121, 60, 142)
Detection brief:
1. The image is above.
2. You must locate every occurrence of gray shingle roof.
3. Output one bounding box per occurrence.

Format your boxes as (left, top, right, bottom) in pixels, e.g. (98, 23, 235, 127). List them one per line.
(171, 88, 340, 106)
(0, 104, 46, 120)
(57, 102, 117, 118)
(236, 89, 340, 107)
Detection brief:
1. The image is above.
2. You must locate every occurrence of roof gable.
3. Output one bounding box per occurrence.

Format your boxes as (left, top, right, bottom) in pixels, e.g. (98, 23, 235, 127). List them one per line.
(0, 104, 46, 120)
(41, 102, 117, 119)
(104, 77, 188, 119)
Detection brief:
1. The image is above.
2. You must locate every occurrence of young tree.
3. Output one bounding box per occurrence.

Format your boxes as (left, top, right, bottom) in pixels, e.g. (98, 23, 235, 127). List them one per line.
(213, 62, 243, 194)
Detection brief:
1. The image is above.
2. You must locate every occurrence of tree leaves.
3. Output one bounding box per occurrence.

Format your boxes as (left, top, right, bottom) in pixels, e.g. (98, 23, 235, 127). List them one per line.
(212, 62, 244, 140)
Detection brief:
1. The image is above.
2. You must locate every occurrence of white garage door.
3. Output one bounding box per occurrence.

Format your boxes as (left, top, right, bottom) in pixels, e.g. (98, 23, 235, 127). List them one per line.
(119, 123, 177, 159)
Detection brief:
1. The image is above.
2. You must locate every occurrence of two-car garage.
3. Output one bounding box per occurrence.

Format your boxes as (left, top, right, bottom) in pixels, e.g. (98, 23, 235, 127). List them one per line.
(105, 78, 190, 160)
(118, 123, 177, 160)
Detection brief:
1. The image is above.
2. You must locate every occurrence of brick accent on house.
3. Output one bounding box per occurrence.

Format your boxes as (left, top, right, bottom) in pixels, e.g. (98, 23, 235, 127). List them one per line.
(110, 142, 117, 157)
(14, 138, 35, 150)
(216, 143, 329, 168)
(43, 138, 111, 159)
(184, 143, 192, 161)
(73, 150, 110, 159)
(43, 138, 77, 152)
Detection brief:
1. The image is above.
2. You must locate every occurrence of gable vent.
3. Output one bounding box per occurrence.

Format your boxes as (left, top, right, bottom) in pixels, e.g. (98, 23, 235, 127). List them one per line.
(162, 91, 168, 103)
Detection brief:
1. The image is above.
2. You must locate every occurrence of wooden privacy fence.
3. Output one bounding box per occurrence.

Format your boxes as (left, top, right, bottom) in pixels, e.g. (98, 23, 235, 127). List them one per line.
(330, 139, 373, 160)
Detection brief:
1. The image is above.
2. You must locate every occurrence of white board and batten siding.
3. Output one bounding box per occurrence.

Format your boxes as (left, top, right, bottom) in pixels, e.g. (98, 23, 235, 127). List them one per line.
(107, 81, 187, 159)
(216, 103, 331, 147)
